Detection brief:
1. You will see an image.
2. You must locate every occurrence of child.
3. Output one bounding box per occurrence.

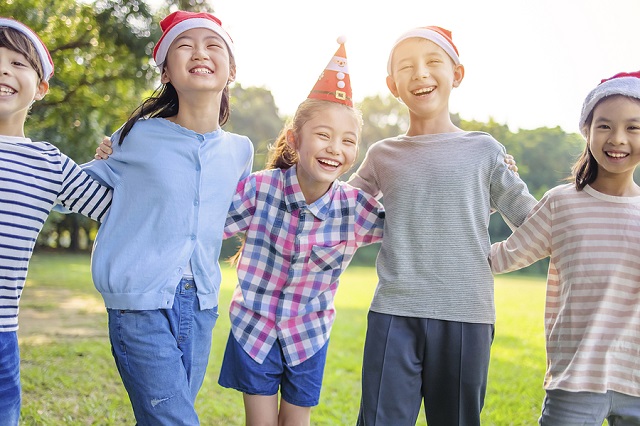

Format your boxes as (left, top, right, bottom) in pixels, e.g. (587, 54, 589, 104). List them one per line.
(81, 11, 253, 425)
(0, 18, 112, 425)
(96, 37, 384, 426)
(349, 26, 538, 425)
(215, 38, 385, 426)
(490, 71, 640, 425)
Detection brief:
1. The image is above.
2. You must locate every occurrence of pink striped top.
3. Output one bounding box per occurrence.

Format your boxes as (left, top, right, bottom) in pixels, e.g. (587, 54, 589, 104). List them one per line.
(490, 183, 640, 396)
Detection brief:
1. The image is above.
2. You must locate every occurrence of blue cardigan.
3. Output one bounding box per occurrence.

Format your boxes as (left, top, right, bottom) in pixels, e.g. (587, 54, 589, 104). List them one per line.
(84, 118, 253, 310)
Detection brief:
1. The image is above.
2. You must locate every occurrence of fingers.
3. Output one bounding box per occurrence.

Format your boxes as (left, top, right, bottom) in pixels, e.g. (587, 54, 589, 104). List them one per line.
(94, 136, 113, 160)
(504, 154, 518, 174)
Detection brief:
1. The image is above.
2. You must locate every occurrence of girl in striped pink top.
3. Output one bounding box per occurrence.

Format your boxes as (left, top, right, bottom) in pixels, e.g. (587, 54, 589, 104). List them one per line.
(490, 71, 640, 425)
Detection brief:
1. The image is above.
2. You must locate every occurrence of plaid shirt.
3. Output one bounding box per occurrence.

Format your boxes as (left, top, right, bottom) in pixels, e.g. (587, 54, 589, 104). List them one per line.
(224, 166, 384, 366)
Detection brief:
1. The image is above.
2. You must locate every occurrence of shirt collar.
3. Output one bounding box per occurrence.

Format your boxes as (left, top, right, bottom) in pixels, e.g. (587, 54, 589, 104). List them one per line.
(283, 165, 337, 220)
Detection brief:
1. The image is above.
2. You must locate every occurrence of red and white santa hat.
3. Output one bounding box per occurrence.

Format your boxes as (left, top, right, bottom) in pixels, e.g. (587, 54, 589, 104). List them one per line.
(579, 71, 640, 136)
(0, 17, 54, 81)
(308, 36, 352, 107)
(387, 26, 460, 75)
(152, 10, 234, 67)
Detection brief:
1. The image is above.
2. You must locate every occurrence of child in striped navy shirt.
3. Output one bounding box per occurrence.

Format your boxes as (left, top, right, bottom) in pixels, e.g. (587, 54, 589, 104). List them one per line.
(0, 18, 111, 425)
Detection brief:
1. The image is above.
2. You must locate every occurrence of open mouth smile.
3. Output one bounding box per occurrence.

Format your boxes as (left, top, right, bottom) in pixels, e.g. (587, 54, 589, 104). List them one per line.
(412, 86, 435, 96)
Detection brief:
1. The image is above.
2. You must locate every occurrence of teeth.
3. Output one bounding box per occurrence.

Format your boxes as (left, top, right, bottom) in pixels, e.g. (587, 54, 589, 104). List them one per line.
(0, 86, 15, 95)
(319, 159, 339, 167)
(607, 152, 628, 158)
(413, 87, 434, 96)
(191, 67, 212, 74)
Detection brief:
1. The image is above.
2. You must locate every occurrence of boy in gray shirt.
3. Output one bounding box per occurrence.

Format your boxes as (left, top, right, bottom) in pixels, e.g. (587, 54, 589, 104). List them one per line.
(350, 26, 536, 426)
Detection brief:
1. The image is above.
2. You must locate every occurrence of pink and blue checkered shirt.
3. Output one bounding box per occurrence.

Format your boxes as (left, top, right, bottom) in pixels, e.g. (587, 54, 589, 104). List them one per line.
(224, 166, 384, 366)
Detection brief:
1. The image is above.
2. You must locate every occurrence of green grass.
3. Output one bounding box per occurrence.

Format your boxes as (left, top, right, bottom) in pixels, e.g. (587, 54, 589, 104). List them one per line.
(17, 254, 547, 425)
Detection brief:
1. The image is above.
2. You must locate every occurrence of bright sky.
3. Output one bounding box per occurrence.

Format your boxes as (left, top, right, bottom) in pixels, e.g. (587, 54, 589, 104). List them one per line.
(168, 0, 638, 134)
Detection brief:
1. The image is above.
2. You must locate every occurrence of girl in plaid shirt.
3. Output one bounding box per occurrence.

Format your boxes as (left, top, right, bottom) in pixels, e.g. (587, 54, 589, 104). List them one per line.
(217, 40, 385, 426)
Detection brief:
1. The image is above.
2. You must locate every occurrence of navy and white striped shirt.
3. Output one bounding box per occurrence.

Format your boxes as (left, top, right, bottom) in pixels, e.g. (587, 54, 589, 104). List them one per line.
(0, 135, 112, 332)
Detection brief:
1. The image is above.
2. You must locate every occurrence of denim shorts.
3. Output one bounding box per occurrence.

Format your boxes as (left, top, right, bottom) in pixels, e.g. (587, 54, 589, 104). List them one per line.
(0, 331, 20, 426)
(218, 331, 328, 407)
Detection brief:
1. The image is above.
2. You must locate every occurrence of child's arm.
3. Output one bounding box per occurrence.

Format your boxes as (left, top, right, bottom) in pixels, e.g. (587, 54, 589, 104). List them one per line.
(224, 175, 258, 239)
(490, 150, 538, 229)
(490, 193, 552, 274)
(348, 149, 381, 198)
(353, 189, 384, 247)
(56, 153, 112, 222)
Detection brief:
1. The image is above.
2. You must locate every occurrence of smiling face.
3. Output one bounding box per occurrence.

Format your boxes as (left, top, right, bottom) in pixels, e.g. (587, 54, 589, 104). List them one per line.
(386, 38, 463, 127)
(160, 27, 233, 98)
(588, 95, 640, 192)
(0, 46, 48, 136)
(288, 102, 360, 203)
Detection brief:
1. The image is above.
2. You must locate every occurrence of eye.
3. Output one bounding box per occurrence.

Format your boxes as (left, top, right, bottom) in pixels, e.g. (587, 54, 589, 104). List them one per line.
(316, 132, 330, 140)
(11, 60, 27, 67)
(596, 124, 611, 130)
(343, 138, 357, 145)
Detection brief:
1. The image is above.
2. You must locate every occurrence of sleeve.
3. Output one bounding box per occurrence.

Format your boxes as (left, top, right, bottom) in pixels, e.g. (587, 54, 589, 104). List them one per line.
(353, 189, 385, 247)
(348, 148, 382, 199)
(224, 174, 258, 238)
(489, 192, 553, 274)
(489, 148, 538, 229)
(80, 129, 126, 189)
(56, 153, 112, 223)
(240, 139, 254, 181)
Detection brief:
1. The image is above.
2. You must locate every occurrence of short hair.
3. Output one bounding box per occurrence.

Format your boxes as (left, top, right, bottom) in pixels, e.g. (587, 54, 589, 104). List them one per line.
(0, 26, 45, 82)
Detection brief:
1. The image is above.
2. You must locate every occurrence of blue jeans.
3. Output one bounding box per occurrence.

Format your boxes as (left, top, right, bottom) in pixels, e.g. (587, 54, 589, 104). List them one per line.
(540, 389, 640, 425)
(0, 331, 20, 426)
(108, 278, 218, 426)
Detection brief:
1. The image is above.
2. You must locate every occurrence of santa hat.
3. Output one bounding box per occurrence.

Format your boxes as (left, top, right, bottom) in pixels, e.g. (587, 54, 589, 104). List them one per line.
(387, 26, 460, 75)
(153, 10, 234, 67)
(0, 17, 54, 81)
(308, 36, 352, 107)
(579, 71, 640, 136)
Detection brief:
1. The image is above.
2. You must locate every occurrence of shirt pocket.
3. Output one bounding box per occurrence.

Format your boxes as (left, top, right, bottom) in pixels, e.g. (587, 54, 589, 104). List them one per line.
(307, 243, 347, 273)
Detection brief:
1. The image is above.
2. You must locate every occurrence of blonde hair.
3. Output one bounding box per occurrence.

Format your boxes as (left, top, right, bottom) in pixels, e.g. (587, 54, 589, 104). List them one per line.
(266, 98, 363, 169)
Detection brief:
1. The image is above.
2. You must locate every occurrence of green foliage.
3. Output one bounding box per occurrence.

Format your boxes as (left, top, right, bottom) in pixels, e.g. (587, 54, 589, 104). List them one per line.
(226, 83, 285, 170)
(1, 0, 158, 158)
(19, 254, 547, 425)
(1, 0, 160, 250)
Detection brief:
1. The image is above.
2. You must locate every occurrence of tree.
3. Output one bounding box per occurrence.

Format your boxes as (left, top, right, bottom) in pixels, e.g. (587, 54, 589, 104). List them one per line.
(225, 84, 284, 170)
(1, 0, 159, 250)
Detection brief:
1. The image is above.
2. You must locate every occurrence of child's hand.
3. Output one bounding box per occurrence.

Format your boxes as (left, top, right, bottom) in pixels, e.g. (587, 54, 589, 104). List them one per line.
(504, 154, 518, 175)
(95, 137, 113, 160)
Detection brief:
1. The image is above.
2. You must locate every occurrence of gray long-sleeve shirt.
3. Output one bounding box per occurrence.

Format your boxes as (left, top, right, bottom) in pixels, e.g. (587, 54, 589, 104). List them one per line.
(348, 131, 537, 324)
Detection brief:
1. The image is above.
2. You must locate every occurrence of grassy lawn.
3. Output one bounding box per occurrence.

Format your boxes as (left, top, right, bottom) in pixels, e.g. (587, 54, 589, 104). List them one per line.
(17, 253, 547, 425)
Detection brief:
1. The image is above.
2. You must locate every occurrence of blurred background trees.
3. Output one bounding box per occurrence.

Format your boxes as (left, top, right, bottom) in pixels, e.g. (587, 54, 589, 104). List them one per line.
(1, 0, 601, 272)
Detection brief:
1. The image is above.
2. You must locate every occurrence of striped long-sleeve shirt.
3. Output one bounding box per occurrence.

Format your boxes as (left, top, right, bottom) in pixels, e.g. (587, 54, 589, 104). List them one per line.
(0, 135, 112, 332)
(491, 184, 640, 396)
(348, 131, 537, 324)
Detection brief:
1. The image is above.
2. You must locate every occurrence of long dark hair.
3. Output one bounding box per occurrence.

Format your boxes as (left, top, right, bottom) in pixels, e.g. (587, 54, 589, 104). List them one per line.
(571, 120, 599, 191)
(116, 55, 236, 145)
